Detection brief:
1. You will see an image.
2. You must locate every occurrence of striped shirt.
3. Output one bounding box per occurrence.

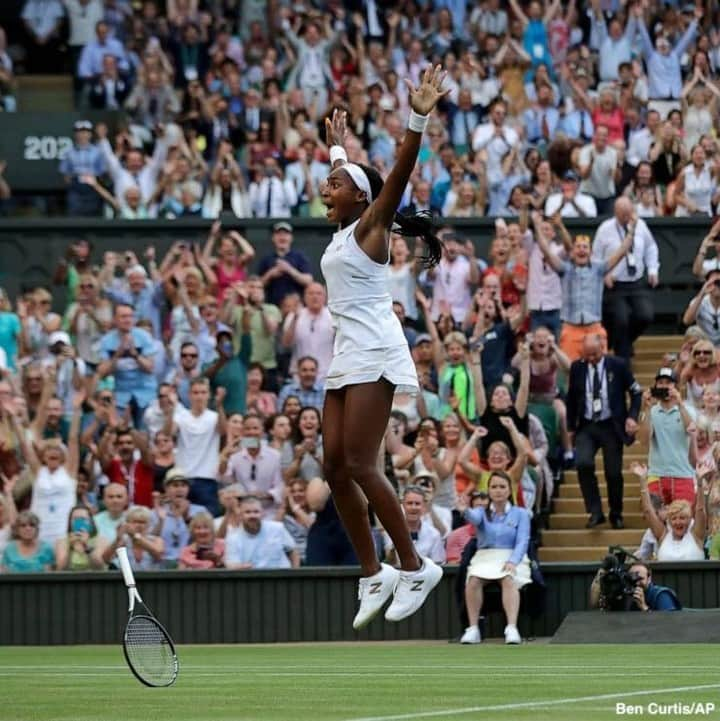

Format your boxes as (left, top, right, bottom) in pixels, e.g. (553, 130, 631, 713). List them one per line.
(558, 259, 608, 325)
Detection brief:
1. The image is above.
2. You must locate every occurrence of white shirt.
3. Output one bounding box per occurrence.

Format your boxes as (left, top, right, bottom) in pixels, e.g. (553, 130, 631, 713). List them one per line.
(174, 407, 220, 479)
(249, 177, 298, 218)
(384, 517, 446, 564)
(472, 123, 519, 182)
(545, 192, 597, 218)
(63, 0, 104, 46)
(388, 262, 418, 320)
(224, 520, 295, 569)
(592, 216, 660, 281)
(30, 466, 76, 545)
(579, 144, 618, 199)
(627, 126, 653, 167)
(98, 138, 168, 205)
(429, 256, 473, 323)
(675, 164, 717, 217)
(656, 529, 705, 562)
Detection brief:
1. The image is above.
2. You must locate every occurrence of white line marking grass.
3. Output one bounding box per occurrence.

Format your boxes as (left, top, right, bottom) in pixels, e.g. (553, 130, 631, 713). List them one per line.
(343, 683, 720, 721)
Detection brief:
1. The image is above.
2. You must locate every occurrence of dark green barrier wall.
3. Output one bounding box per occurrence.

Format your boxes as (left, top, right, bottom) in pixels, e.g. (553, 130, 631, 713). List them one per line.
(0, 217, 708, 331)
(1, 563, 718, 645)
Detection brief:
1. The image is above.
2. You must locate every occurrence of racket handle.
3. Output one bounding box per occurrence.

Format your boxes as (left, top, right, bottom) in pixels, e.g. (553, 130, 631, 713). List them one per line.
(116, 546, 136, 588)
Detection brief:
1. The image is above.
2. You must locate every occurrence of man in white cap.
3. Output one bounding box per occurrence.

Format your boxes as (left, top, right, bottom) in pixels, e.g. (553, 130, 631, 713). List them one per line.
(59, 119, 107, 216)
(45, 330, 86, 419)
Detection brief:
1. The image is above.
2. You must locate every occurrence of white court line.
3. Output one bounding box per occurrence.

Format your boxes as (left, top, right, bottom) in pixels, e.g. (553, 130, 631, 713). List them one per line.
(0, 670, 714, 680)
(343, 683, 720, 721)
(2, 663, 718, 671)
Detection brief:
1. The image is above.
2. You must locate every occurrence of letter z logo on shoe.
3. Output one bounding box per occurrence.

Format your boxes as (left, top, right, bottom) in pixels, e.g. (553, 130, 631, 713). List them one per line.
(410, 580, 424, 592)
(368, 582, 383, 595)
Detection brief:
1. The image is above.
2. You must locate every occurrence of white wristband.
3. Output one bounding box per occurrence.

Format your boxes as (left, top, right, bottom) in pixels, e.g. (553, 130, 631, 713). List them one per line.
(329, 145, 348, 165)
(408, 110, 429, 133)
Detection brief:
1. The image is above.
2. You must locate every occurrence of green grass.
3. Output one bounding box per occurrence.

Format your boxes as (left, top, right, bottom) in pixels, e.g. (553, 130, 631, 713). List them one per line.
(2, 643, 720, 721)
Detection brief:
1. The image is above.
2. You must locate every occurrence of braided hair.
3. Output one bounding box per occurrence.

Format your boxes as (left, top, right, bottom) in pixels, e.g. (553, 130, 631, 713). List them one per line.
(357, 163, 444, 268)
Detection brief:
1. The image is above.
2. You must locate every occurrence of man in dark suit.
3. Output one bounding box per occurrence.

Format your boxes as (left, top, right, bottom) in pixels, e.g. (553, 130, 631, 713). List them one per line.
(567, 334, 642, 529)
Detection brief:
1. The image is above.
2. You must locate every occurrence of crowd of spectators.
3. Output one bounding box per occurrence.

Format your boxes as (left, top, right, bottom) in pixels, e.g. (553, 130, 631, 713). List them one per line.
(0, 0, 719, 217)
(0, 203, 720, 576)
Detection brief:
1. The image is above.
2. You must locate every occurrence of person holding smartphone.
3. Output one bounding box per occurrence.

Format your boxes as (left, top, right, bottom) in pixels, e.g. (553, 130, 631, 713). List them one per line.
(637, 367, 697, 506)
(222, 414, 284, 519)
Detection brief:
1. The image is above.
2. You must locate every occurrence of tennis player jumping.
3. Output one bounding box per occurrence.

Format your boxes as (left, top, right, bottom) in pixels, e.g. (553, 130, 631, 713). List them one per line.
(319, 66, 447, 628)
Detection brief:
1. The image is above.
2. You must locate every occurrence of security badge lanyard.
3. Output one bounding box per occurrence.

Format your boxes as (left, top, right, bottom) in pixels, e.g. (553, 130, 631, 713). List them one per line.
(617, 222, 636, 276)
(588, 361, 606, 417)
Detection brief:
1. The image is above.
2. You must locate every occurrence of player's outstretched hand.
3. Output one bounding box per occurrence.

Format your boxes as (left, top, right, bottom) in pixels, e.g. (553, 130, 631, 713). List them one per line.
(405, 65, 449, 117)
(325, 108, 348, 149)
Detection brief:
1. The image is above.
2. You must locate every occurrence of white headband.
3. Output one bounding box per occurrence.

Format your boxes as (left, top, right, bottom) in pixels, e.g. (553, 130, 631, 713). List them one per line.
(343, 163, 374, 202)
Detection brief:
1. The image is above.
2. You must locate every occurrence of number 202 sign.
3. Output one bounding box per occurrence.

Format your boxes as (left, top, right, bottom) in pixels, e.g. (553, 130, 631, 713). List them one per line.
(23, 135, 73, 162)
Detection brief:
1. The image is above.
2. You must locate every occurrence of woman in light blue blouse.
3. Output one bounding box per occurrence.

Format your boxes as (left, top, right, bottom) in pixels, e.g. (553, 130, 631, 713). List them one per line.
(459, 470, 531, 645)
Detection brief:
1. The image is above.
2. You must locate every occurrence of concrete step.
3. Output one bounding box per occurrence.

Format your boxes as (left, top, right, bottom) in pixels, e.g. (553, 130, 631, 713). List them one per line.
(538, 546, 613, 562)
(549, 512, 646, 529)
(558, 482, 642, 498)
(634, 335, 683, 349)
(553, 497, 642, 513)
(542, 529, 644, 547)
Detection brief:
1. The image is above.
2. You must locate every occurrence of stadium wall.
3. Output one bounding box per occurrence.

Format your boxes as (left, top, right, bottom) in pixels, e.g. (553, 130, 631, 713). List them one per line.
(0, 217, 704, 332)
(2, 562, 719, 645)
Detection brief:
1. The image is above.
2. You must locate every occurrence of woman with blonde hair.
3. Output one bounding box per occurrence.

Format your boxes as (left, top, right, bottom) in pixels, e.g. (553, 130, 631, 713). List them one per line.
(201, 221, 255, 302)
(1, 511, 54, 572)
(447, 181, 485, 218)
(674, 144, 720, 217)
(8, 391, 84, 545)
(459, 419, 528, 506)
(165, 265, 211, 358)
(632, 462, 706, 562)
(178, 512, 225, 569)
(679, 338, 720, 410)
(100, 505, 165, 570)
(21, 287, 61, 359)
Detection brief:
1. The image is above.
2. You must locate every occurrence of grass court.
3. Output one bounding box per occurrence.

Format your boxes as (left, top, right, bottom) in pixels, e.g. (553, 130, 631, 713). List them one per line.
(2, 643, 720, 721)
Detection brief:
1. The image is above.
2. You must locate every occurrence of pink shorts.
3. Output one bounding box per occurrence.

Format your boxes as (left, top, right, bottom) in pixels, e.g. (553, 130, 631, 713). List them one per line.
(647, 476, 695, 505)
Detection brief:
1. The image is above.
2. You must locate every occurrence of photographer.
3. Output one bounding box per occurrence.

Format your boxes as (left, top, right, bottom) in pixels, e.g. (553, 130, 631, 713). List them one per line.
(590, 560, 681, 611)
(636, 367, 696, 505)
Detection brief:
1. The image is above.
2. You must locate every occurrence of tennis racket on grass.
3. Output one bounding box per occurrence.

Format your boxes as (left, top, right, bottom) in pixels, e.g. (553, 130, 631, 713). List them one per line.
(116, 546, 179, 687)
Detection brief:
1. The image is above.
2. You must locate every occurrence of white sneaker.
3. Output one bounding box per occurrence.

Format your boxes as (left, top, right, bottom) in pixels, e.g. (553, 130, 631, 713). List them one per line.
(385, 557, 443, 622)
(460, 625, 481, 644)
(504, 624, 522, 645)
(352, 563, 399, 630)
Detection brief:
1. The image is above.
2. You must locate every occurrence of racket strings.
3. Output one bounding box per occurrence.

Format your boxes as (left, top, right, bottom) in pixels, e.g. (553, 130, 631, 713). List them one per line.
(125, 616, 177, 686)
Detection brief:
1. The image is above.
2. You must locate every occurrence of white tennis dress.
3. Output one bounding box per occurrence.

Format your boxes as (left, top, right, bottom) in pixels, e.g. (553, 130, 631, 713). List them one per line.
(320, 219, 419, 394)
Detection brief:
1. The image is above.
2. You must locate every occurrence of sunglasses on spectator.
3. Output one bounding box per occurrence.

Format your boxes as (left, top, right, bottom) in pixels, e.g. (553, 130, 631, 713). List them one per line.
(18, 522, 37, 527)
(694, 350, 713, 356)
(181, 352, 198, 358)
(99, 395, 113, 403)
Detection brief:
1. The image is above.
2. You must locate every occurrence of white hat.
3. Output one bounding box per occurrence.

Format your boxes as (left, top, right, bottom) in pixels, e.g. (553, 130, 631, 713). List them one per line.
(49, 331, 71, 346)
